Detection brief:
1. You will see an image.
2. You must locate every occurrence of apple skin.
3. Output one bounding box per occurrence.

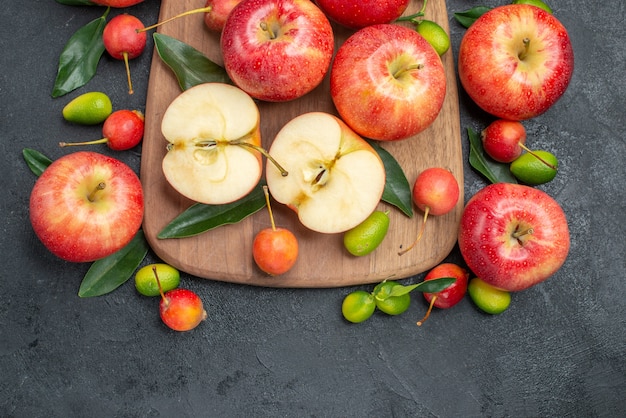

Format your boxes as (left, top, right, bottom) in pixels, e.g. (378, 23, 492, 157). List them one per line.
(458, 4, 574, 120)
(102, 14, 147, 60)
(412, 167, 460, 216)
(458, 183, 570, 292)
(91, 0, 144, 7)
(204, 0, 243, 32)
(29, 151, 144, 263)
(481, 119, 526, 163)
(314, 0, 410, 29)
(330, 24, 446, 141)
(220, 0, 334, 102)
(423, 263, 469, 309)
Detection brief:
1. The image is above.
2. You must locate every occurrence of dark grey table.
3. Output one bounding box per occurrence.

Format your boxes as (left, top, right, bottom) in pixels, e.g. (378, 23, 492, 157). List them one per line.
(1, 0, 624, 416)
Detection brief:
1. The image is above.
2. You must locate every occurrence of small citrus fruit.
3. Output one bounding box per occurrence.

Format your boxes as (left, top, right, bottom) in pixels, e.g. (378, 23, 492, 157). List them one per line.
(62, 91, 113, 125)
(342, 290, 376, 323)
(468, 277, 511, 314)
(373, 280, 411, 316)
(135, 263, 180, 297)
(416, 20, 450, 56)
(510, 150, 558, 185)
(511, 0, 553, 14)
(343, 210, 390, 256)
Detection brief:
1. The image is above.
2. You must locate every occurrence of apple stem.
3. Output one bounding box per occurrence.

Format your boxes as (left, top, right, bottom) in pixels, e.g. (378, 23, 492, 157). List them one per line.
(262, 185, 277, 231)
(122, 51, 134, 95)
(59, 138, 108, 147)
(512, 227, 534, 239)
(87, 182, 106, 202)
(260, 22, 276, 39)
(139, 7, 212, 32)
(393, 63, 424, 79)
(236, 142, 289, 177)
(519, 38, 531, 61)
(398, 206, 430, 256)
(152, 265, 169, 306)
(518, 143, 557, 170)
(416, 294, 437, 326)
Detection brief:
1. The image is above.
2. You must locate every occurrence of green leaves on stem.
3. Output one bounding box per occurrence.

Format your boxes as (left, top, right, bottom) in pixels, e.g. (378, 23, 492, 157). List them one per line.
(453, 6, 491, 28)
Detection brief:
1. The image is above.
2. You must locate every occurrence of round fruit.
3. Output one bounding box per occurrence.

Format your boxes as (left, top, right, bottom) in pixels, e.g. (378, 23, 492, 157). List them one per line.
(511, 0, 553, 14)
(342, 290, 376, 323)
(481, 119, 527, 163)
(343, 210, 390, 256)
(253, 227, 299, 275)
(160, 288, 207, 332)
(373, 280, 411, 316)
(135, 264, 180, 297)
(422, 263, 469, 309)
(468, 277, 511, 314)
(510, 150, 558, 185)
(413, 167, 460, 216)
(62, 92, 113, 125)
(416, 20, 450, 56)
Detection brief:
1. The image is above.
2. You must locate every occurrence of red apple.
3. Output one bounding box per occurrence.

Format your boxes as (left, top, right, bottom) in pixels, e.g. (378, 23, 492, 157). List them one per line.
(91, 0, 144, 6)
(29, 151, 144, 263)
(220, 0, 334, 102)
(458, 183, 570, 292)
(481, 119, 527, 163)
(204, 0, 243, 32)
(314, 0, 410, 29)
(330, 24, 446, 141)
(457, 4, 574, 120)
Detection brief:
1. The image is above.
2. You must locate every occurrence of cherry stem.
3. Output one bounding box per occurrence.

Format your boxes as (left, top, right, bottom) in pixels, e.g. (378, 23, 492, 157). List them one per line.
(139, 7, 212, 32)
(416, 294, 437, 326)
(398, 206, 430, 256)
(87, 182, 106, 202)
(393, 63, 424, 79)
(59, 138, 108, 147)
(259, 22, 276, 39)
(395, 0, 428, 23)
(123, 52, 133, 95)
(235, 141, 288, 177)
(518, 143, 557, 170)
(518, 38, 531, 61)
(262, 185, 277, 231)
(152, 265, 167, 305)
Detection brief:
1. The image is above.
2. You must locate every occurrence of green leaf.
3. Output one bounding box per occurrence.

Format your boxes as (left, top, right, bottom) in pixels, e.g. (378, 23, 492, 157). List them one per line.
(78, 229, 149, 297)
(22, 148, 53, 176)
(51, 9, 109, 97)
(158, 182, 267, 239)
(389, 277, 456, 296)
(56, 0, 96, 5)
(153, 33, 230, 91)
(454, 6, 491, 28)
(468, 127, 518, 184)
(368, 140, 413, 217)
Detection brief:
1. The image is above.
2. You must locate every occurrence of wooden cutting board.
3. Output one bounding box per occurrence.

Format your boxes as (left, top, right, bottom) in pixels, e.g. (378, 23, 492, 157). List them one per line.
(140, 0, 463, 288)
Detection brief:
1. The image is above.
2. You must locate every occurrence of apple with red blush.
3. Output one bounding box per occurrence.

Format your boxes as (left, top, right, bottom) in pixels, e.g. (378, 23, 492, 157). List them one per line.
(417, 263, 469, 326)
(103, 13, 147, 95)
(314, 0, 410, 29)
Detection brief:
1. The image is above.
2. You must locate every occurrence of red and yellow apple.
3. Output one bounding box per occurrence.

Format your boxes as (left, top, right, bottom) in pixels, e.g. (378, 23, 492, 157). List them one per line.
(204, 0, 243, 32)
(314, 0, 410, 29)
(458, 183, 570, 292)
(265, 112, 386, 234)
(458, 4, 574, 120)
(220, 0, 334, 102)
(160, 83, 263, 205)
(29, 151, 144, 263)
(330, 23, 446, 141)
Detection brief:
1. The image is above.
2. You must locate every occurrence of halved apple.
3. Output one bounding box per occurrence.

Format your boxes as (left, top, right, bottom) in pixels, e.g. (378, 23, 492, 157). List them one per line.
(161, 83, 262, 205)
(266, 112, 386, 234)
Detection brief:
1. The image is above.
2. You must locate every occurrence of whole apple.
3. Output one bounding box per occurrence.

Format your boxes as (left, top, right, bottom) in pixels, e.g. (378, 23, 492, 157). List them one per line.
(457, 4, 574, 120)
(458, 183, 570, 292)
(204, 0, 243, 32)
(314, 0, 410, 29)
(330, 24, 446, 141)
(29, 151, 144, 263)
(220, 0, 334, 102)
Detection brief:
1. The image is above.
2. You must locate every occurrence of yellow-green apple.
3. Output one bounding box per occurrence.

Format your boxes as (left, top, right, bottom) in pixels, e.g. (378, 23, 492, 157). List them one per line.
(220, 0, 334, 102)
(458, 183, 570, 292)
(481, 119, 527, 163)
(330, 24, 446, 141)
(265, 112, 386, 234)
(161, 83, 263, 205)
(29, 151, 144, 263)
(204, 0, 243, 32)
(314, 0, 410, 29)
(457, 4, 574, 120)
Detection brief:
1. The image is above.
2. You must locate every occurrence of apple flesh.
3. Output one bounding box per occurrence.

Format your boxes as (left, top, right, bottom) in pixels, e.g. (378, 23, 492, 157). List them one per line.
(330, 23, 446, 141)
(29, 151, 144, 263)
(265, 112, 386, 234)
(220, 0, 334, 102)
(458, 4, 574, 120)
(458, 183, 570, 292)
(161, 83, 263, 205)
(314, 0, 410, 29)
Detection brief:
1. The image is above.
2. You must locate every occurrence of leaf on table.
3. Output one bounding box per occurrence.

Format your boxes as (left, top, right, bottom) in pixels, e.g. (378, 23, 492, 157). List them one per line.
(51, 9, 109, 97)
(78, 229, 149, 297)
(453, 6, 492, 28)
(153, 33, 230, 91)
(158, 182, 267, 239)
(368, 140, 413, 218)
(22, 148, 53, 177)
(467, 127, 518, 184)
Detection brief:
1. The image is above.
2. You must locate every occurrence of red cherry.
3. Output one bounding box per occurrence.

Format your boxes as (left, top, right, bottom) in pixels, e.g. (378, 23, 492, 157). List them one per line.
(417, 263, 469, 326)
(103, 14, 147, 94)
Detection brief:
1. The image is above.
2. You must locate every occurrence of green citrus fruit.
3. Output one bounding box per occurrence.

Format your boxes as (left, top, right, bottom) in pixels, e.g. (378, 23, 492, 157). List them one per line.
(511, 0, 553, 14)
(510, 150, 558, 185)
(135, 263, 180, 297)
(373, 280, 411, 316)
(62, 91, 113, 125)
(416, 20, 450, 56)
(342, 290, 376, 323)
(343, 210, 390, 256)
(468, 277, 511, 314)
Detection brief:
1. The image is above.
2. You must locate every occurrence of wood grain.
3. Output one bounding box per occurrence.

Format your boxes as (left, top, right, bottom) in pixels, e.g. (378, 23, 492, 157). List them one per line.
(140, 0, 463, 287)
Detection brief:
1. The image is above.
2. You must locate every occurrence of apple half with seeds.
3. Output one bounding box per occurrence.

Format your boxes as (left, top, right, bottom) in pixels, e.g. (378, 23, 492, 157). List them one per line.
(266, 112, 386, 234)
(161, 83, 263, 205)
